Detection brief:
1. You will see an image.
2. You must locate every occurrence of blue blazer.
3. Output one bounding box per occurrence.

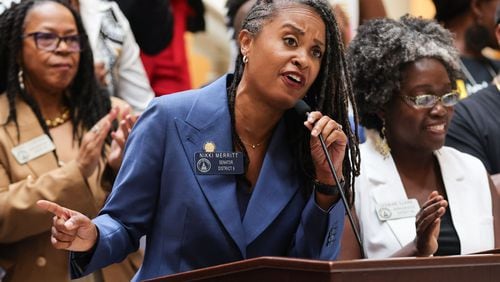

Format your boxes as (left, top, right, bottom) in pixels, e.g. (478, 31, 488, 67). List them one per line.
(72, 75, 345, 281)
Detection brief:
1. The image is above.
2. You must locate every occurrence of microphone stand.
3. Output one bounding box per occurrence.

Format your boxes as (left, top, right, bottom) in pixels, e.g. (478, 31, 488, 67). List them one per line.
(317, 133, 365, 258)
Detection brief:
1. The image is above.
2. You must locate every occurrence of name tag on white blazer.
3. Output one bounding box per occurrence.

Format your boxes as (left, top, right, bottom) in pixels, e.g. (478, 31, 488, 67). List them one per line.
(11, 134, 55, 164)
(376, 199, 420, 221)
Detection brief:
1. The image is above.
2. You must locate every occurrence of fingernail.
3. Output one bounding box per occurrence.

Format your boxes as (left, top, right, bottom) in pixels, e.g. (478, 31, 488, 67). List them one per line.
(311, 129, 318, 136)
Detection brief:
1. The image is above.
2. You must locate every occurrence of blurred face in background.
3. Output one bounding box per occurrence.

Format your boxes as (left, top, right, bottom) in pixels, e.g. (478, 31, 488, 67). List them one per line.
(21, 1, 81, 93)
(466, 0, 500, 51)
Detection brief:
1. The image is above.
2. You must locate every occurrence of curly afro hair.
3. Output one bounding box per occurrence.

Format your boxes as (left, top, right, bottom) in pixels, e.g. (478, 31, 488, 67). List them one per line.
(347, 15, 462, 133)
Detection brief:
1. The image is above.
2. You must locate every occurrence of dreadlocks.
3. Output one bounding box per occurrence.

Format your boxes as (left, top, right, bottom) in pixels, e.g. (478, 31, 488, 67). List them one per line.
(227, 0, 360, 206)
(0, 0, 111, 149)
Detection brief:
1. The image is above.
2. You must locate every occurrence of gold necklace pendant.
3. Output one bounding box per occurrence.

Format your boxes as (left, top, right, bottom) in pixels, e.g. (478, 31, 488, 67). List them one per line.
(240, 138, 263, 149)
(45, 108, 70, 128)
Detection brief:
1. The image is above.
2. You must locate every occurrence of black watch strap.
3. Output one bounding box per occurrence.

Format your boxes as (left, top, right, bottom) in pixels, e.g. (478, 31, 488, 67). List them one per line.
(313, 179, 345, 196)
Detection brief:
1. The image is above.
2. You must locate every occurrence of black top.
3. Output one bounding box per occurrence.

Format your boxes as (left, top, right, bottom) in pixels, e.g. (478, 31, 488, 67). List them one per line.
(446, 84, 500, 174)
(434, 206, 461, 256)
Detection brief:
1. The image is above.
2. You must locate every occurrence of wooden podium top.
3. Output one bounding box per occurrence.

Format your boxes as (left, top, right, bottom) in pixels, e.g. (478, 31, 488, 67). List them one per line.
(147, 252, 500, 282)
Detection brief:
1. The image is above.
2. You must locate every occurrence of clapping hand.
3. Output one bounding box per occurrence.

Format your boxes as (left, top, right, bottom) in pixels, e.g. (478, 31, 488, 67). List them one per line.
(76, 107, 119, 178)
(413, 191, 448, 256)
(107, 106, 138, 173)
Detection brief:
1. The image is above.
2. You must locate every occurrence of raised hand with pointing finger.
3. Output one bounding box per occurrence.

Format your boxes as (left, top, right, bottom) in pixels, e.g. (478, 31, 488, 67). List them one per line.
(37, 200, 97, 252)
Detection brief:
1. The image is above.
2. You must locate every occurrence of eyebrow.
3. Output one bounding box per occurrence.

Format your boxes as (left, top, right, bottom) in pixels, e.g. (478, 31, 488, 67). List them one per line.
(31, 25, 78, 35)
(282, 23, 325, 46)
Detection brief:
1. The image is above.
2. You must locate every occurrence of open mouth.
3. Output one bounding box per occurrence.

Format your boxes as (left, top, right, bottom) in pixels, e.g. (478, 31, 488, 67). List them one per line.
(283, 72, 305, 88)
(427, 123, 446, 133)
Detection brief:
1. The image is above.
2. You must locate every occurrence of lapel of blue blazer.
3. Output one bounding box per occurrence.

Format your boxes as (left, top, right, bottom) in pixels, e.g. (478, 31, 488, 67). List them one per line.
(241, 120, 300, 245)
(174, 75, 247, 257)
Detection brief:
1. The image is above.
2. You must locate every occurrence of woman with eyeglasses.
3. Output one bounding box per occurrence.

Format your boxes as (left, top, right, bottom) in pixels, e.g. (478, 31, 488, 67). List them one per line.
(0, 0, 140, 281)
(340, 15, 499, 259)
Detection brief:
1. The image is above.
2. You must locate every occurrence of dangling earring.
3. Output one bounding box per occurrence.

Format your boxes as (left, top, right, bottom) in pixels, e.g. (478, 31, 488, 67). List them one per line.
(18, 68, 25, 91)
(374, 120, 391, 159)
(242, 55, 248, 64)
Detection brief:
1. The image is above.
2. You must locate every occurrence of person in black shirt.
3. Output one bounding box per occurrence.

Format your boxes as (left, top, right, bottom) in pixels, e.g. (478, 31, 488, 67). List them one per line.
(433, 0, 500, 95)
(446, 3, 500, 189)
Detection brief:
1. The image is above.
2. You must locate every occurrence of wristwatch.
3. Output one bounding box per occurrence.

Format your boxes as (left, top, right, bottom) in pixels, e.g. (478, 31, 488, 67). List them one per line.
(313, 179, 345, 196)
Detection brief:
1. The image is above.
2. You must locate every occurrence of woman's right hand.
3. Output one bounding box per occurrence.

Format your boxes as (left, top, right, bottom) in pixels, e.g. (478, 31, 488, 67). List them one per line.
(36, 200, 98, 252)
(76, 107, 118, 178)
(413, 191, 448, 256)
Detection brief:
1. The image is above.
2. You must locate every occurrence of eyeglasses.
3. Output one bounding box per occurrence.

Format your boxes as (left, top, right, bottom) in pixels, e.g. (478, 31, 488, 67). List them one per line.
(400, 92, 460, 109)
(22, 32, 83, 52)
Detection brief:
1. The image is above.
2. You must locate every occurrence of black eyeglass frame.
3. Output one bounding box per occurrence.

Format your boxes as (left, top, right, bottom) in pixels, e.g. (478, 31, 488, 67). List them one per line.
(400, 91, 460, 109)
(22, 32, 84, 53)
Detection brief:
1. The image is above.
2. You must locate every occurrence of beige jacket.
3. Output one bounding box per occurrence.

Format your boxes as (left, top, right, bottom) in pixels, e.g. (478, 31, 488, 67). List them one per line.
(0, 95, 141, 281)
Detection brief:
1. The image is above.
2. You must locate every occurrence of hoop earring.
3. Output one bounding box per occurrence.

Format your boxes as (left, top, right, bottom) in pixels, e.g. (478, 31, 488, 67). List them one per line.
(18, 69, 25, 91)
(374, 121, 391, 159)
(242, 55, 248, 64)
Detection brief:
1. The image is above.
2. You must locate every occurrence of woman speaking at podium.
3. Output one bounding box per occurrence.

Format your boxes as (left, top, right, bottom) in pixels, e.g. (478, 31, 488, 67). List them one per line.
(38, 0, 361, 280)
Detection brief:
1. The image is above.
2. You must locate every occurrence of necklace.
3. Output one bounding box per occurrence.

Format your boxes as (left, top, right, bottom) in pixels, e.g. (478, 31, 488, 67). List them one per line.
(240, 138, 264, 149)
(45, 108, 70, 128)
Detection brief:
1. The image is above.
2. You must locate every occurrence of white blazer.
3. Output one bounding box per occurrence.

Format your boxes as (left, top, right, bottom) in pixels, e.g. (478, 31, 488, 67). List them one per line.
(355, 139, 494, 258)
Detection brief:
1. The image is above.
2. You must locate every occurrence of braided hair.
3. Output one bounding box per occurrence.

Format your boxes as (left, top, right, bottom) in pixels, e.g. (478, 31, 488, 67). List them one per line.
(228, 0, 360, 205)
(0, 0, 111, 149)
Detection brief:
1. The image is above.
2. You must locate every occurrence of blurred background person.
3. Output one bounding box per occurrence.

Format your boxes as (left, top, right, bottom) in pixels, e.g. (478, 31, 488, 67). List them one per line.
(113, 0, 173, 56)
(0, 0, 140, 280)
(189, 0, 231, 82)
(69, 0, 154, 113)
(433, 0, 500, 96)
(124, 0, 205, 96)
(341, 15, 499, 259)
(446, 3, 500, 191)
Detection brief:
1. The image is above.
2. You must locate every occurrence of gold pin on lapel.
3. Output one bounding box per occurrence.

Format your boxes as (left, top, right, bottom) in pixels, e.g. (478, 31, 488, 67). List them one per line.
(203, 141, 216, 153)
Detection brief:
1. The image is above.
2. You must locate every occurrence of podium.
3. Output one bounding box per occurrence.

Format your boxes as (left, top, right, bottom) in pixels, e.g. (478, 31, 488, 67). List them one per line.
(146, 253, 500, 282)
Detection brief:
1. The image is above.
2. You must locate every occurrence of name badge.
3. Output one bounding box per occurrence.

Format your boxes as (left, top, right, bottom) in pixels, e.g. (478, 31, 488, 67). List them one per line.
(11, 134, 55, 164)
(194, 152, 244, 175)
(376, 199, 420, 221)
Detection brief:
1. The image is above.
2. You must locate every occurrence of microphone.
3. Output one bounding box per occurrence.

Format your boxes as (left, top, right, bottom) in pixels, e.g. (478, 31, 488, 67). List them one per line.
(294, 100, 365, 258)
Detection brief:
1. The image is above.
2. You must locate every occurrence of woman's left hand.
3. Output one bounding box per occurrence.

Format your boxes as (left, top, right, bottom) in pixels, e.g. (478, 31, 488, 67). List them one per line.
(107, 106, 138, 173)
(304, 111, 347, 185)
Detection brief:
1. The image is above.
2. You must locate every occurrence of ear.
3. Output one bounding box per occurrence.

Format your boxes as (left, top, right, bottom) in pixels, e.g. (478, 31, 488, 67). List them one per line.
(238, 29, 253, 58)
(470, 0, 483, 22)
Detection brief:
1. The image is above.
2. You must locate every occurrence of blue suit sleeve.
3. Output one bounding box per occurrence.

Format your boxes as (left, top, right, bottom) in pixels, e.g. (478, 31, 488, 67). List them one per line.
(289, 195, 345, 260)
(70, 98, 168, 277)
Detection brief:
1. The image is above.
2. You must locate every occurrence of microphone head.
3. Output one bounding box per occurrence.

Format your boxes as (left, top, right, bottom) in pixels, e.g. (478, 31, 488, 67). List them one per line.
(294, 99, 311, 121)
